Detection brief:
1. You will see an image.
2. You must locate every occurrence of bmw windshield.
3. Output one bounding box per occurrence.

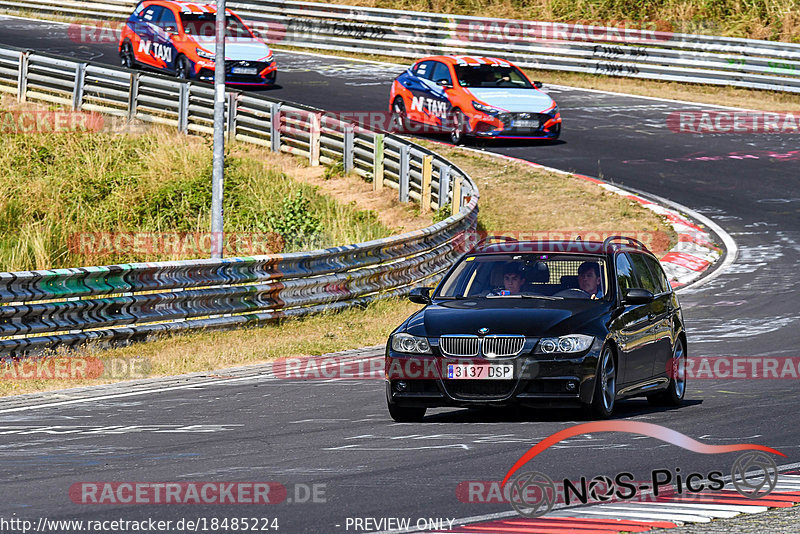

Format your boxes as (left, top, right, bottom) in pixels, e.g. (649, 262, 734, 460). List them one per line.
(454, 65, 532, 88)
(437, 254, 609, 300)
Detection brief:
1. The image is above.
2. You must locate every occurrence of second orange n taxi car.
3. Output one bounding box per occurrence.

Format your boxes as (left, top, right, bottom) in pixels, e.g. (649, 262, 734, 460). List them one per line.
(119, 0, 277, 86)
(389, 56, 561, 144)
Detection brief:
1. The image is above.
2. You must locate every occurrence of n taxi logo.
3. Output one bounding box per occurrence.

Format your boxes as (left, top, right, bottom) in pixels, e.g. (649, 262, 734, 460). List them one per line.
(410, 96, 448, 118)
(501, 421, 784, 518)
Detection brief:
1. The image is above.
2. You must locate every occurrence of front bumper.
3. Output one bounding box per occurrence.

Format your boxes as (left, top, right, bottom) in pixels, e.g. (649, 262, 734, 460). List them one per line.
(385, 342, 601, 408)
(196, 60, 277, 86)
(468, 111, 561, 139)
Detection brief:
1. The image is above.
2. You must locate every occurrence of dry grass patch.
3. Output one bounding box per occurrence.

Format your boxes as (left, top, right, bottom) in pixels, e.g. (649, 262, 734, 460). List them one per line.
(287, 158, 434, 234)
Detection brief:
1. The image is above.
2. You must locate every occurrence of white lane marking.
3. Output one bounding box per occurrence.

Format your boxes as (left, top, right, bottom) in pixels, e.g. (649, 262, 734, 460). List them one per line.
(0, 424, 241, 435)
(588, 504, 739, 518)
(273, 47, 400, 67)
(324, 444, 470, 451)
(545, 84, 770, 112)
(0, 373, 278, 414)
(0, 14, 70, 25)
(641, 502, 768, 513)
(549, 508, 711, 522)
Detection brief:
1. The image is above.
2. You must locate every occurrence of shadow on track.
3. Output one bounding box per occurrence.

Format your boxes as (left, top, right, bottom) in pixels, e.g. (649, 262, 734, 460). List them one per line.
(415, 398, 702, 424)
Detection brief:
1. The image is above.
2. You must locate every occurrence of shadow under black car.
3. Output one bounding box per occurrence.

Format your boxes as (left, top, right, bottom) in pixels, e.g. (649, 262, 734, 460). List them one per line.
(412, 398, 702, 423)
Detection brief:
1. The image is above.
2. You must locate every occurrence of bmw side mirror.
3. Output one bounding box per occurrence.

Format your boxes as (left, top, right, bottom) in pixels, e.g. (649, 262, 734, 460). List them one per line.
(624, 288, 654, 304)
(408, 287, 432, 305)
(437, 79, 452, 88)
(533, 81, 543, 89)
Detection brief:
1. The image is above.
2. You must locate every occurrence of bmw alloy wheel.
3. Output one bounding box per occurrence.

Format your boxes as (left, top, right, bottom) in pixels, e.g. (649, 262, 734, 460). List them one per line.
(600, 347, 616, 412)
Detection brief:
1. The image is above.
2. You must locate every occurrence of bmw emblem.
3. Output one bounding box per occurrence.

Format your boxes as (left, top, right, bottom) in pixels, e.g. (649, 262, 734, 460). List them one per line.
(478, 327, 490, 335)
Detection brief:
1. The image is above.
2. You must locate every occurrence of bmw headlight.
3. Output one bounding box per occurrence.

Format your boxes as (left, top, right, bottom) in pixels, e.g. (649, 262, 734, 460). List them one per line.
(196, 47, 215, 60)
(391, 333, 431, 354)
(536, 334, 594, 354)
(472, 101, 500, 114)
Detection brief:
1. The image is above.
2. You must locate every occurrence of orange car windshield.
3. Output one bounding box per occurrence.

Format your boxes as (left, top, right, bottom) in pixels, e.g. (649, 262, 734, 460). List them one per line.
(181, 13, 253, 38)
(454, 65, 532, 88)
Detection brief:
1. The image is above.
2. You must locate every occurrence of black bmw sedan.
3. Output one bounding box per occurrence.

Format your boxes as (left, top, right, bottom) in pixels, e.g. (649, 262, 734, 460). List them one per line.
(385, 237, 687, 421)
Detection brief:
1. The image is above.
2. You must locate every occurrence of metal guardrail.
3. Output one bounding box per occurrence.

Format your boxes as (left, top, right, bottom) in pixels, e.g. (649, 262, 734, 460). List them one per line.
(0, 43, 478, 356)
(2, 0, 800, 93)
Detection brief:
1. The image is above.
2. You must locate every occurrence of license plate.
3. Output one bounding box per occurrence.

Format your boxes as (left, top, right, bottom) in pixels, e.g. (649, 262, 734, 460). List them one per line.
(514, 119, 539, 128)
(446, 364, 514, 380)
(231, 67, 258, 75)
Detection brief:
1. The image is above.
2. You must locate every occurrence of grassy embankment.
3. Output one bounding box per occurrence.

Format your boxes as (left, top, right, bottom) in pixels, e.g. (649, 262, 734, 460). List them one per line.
(0, 120, 411, 271)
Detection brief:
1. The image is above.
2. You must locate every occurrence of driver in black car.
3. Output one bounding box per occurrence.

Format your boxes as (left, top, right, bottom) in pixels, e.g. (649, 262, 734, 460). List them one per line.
(577, 261, 603, 299)
(500, 263, 526, 295)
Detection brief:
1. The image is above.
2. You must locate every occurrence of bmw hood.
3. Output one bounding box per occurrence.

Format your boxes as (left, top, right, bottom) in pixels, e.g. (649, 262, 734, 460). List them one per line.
(406, 299, 609, 338)
(466, 88, 555, 113)
(192, 37, 272, 62)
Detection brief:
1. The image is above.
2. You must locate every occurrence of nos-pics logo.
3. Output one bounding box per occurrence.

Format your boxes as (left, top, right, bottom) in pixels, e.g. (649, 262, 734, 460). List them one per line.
(502, 421, 783, 518)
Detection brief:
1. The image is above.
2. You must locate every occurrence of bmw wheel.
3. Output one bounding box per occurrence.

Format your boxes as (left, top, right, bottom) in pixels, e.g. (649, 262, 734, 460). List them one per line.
(449, 109, 467, 145)
(648, 337, 687, 406)
(589, 345, 616, 418)
(120, 41, 136, 69)
(175, 55, 192, 80)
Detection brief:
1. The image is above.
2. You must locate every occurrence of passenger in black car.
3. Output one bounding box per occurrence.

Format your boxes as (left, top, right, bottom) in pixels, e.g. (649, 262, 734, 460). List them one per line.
(578, 261, 603, 299)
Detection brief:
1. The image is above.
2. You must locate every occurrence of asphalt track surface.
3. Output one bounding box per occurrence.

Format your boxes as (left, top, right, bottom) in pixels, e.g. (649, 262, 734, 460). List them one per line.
(1, 15, 800, 533)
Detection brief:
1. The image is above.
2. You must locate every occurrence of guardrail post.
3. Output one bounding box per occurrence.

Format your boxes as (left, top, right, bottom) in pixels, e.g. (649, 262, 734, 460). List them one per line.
(17, 52, 28, 103)
(309, 113, 321, 166)
(226, 91, 238, 143)
(270, 102, 281, 152)
(177, 82, 189, 134)
(72, 62, 86, 111)
(343, 125, 354, 173)
(399, 144, 410, 202)
(127, 72, 139, 122)
(451, 176, 462, 217)
(421, 155, 433, 213)
(373, 133, 384, 190)
(438, 164, 451, 209)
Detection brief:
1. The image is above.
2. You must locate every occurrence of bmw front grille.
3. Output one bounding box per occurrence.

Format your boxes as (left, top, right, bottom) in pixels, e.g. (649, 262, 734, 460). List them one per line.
(482, 335, 525, 357)
(439, 335, 480, 357)
(439, 335, 525, 357)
